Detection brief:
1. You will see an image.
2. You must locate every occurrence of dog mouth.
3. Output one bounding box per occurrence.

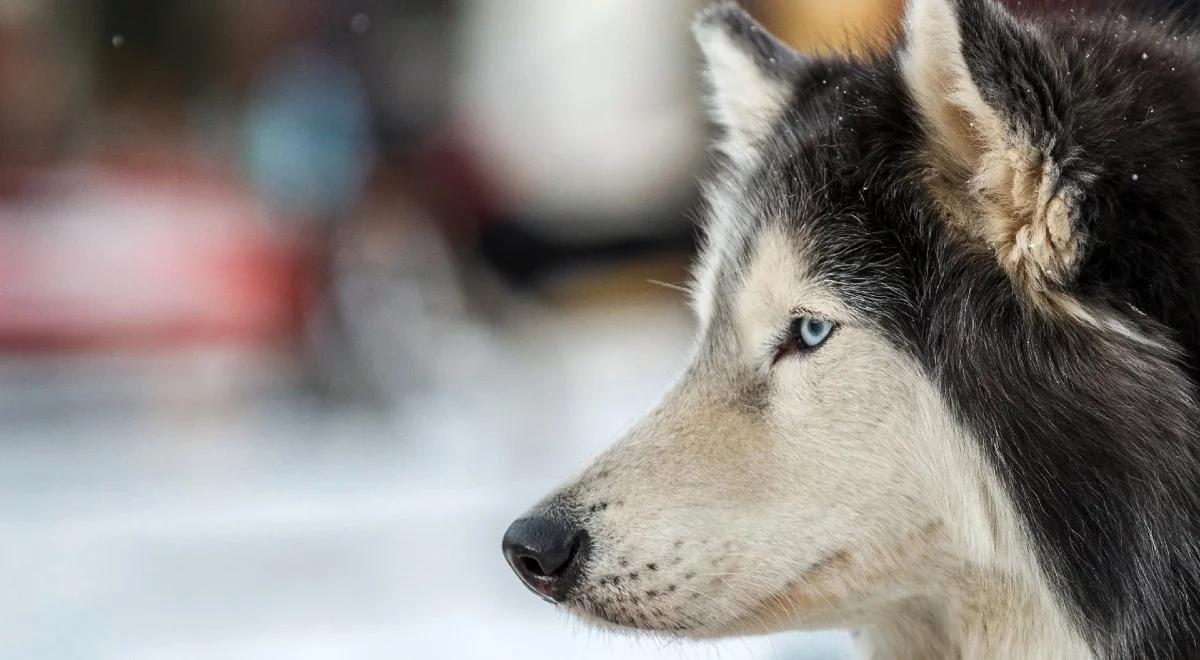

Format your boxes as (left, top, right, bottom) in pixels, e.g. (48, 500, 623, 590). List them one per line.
(567, 577, 804, 636)
(568, 589, 701, 633)
(562, 553, 718, 633)
(565, 548, 855, 636)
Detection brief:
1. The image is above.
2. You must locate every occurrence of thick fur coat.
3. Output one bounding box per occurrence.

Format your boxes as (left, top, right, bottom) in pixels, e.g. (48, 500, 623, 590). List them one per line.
(503, 1, 1200, 657)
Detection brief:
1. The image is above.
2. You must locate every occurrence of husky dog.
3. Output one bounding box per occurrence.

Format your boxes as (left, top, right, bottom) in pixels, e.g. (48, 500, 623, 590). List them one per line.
(502, 0, 1200, 657)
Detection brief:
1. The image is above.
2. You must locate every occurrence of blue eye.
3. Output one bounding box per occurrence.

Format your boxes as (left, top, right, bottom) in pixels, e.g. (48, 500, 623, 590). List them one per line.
(793, 316, 833, 349)
(772, 315, 837, 364)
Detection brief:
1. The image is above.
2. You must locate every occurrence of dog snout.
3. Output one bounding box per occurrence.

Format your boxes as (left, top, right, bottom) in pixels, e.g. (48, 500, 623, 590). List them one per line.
(502, 510, 590, 603)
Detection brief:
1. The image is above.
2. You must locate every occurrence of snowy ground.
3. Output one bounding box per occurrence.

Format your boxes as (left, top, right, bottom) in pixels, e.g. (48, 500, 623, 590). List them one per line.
(0, 301, 854, 660)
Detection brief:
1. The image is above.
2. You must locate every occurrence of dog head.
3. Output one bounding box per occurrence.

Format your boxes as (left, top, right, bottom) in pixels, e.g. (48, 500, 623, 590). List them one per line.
(503, 0, 1200, 651)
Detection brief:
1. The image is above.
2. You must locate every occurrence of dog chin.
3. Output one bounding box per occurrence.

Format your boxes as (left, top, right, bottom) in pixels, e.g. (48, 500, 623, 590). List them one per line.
(566, 602, 697, 636)
(565, 590, 806, 640)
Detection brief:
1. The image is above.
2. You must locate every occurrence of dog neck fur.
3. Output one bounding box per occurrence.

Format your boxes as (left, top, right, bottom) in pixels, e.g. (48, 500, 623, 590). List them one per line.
(856, 462, 1094, 659)
(853, 424, 1091, 659)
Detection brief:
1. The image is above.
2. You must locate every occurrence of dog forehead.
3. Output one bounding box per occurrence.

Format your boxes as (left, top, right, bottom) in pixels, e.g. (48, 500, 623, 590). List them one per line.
(734, 222, 811, 314)
(695, 160, 837, 325)
(695, 210, 831, 356)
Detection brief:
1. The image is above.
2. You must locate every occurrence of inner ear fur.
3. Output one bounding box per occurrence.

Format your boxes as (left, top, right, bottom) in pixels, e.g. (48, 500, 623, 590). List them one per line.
(902, 0, 1093, 297)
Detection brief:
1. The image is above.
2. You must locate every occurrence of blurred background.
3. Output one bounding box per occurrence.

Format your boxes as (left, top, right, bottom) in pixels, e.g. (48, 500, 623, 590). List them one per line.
(0, 0, 1002, 658)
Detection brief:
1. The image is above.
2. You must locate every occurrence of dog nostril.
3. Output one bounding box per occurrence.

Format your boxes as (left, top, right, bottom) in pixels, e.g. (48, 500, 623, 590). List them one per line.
(502, 512, 589, 603)
(520, 555, 546, 577)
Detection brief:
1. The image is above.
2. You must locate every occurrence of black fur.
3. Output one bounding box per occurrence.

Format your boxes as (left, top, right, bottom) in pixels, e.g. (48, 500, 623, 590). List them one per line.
(711, 1, 1200, 656)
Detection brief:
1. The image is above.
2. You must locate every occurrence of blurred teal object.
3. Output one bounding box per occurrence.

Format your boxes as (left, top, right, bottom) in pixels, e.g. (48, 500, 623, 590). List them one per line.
(242, 47, 373, 221)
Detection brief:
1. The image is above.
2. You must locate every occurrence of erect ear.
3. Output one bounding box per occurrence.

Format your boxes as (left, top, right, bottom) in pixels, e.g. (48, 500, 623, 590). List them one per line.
(694, 3, 805, 164)
(902, 0, 1093, 295)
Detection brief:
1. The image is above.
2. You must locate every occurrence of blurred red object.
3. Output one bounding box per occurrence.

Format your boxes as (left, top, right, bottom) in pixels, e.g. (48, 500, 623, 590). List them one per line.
(0, 155, 312, 352)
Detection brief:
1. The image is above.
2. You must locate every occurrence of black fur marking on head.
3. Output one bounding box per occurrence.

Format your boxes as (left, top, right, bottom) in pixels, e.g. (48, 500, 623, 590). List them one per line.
(702, 0, 1200, 656)
(955, 0, 1073, 145)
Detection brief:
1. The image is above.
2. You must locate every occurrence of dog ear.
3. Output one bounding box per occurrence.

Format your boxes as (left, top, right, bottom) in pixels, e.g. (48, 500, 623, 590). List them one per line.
(902, 0, 1092, 294)
(694, 3, 805, 164)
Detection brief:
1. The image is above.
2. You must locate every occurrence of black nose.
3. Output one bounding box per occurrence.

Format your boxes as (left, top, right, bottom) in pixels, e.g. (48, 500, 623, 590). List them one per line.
(502, 513, 589, 603)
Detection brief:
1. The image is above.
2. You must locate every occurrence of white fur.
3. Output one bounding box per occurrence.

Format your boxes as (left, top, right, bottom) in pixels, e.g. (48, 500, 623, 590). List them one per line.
(554, 223, 1091, 657)
(689, 172, 748, 328)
